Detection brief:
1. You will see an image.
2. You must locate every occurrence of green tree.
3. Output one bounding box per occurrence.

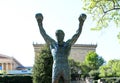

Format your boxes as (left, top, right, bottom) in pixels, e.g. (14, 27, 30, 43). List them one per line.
(33, 45, 53, 83)
(80, 62, 91, 78)
(69, 58, 81, 80)
(89, 70, 100, 80)
(82, 0, 120, 41)
(69, 58, 81, 74)
(99, 59, 120, 77)
(84, 51, 105, 70)
(79, 51, 104, 79)
(99, 65, 111, 77)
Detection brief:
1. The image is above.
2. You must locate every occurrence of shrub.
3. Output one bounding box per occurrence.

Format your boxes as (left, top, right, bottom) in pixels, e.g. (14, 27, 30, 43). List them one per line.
(0, 75, 32, 83)
(32, 45, 53, 83)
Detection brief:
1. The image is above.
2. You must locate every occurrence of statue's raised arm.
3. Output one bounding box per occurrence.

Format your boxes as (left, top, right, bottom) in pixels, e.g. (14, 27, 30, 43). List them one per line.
(66, 13, 87, 46)
(35, 13, 55, 45)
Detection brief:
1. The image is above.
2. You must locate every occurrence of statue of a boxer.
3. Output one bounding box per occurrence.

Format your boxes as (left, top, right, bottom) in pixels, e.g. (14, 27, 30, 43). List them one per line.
(35, 13, 86, 83)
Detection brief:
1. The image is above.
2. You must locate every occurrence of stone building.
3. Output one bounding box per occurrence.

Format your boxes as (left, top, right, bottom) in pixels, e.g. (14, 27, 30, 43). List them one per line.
(0, 54, 23, 72)
(33, 44, 97, 62)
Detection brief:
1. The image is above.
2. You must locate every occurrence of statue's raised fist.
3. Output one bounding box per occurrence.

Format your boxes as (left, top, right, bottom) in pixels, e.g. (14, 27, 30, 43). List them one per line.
(78, 13, 87, 22)
(35, 13, 43, 22)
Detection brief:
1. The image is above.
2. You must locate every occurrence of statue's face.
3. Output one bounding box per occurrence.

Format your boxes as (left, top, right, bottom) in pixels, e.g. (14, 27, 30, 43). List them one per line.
(55, 30, 65, 43)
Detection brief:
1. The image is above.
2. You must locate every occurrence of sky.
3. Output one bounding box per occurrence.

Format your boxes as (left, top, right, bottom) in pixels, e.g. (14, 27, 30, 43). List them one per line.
(0, 0, 120, 66)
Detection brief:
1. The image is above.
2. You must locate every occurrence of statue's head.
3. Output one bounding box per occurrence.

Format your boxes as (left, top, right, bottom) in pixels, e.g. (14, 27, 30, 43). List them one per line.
(55, 29, 65, 43)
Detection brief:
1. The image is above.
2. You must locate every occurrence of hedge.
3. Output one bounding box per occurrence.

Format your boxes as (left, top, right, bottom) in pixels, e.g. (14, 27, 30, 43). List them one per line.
(0, 75, 32, 83)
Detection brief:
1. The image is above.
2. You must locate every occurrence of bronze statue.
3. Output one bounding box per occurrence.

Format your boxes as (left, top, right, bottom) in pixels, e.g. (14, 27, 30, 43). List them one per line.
(35, 13, 86, 83)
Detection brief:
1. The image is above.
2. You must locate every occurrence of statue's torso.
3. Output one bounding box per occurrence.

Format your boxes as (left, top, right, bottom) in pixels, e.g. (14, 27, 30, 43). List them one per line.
(50, 42, 71, 65)
(50, 42, 71, 79)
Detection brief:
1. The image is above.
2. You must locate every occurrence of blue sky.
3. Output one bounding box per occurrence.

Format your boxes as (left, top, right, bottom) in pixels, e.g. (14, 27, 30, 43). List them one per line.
(0, 0, 120, 66)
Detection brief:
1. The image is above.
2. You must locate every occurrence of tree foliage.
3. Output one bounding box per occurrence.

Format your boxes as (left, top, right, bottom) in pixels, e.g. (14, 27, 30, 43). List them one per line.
(33, 45, 53, 83)
(80, 62, 91, 77)
(84, 51, 105, 70)
(79, 51, 105, 78)
(89, 70, 100, 80)
(69, 58, 81, 80)
(99, 59, 120, 77)
(82, 0, 120, 41)
(69, 58, 81, 74)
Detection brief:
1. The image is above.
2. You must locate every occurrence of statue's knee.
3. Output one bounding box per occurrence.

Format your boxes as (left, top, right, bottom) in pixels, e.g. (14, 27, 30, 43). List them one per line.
(64, 80, 70, 83)
(52, 79, 58, 83)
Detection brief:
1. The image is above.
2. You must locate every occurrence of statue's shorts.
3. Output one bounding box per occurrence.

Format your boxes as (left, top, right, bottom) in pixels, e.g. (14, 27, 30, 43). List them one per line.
(52, 63, 71, 80)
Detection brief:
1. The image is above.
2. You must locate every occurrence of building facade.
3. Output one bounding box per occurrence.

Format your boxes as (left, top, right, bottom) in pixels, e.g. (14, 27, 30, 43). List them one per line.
(0, 54, 23, 72)
(33, 44, 97, 62)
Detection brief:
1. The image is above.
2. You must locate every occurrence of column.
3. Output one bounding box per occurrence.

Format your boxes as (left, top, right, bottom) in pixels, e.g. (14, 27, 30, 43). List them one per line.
(6, 63, 8, 71)
(2, 63, 4, 70)
(0, 63, 1, 70)
(11, 63, 13, 70)
(3, 63, 6, 70)
(0, 63, 2, 71)
(8, 63, 11, 70)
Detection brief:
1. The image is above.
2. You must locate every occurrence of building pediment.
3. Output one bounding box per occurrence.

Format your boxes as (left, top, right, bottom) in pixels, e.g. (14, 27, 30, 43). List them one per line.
(0, 54, 11, 59)
(0, 54, 23, 72)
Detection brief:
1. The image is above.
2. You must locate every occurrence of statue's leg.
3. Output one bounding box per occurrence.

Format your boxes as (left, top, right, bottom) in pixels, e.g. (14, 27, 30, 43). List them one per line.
(59, 76, 64, 83)
(62, 67, 71, 83)
(52, 72, 61, 83)
(52, 79, 59, 83)
(64, 80, 71, 83)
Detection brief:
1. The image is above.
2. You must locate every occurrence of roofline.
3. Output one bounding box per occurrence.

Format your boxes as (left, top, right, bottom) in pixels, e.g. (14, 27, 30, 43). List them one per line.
(0, 54, 11, 58)
(72, 44, 97, 48)
(0, 54, 23, 67)
(12, 57, 23, 67)
(33, 43, 97, 48)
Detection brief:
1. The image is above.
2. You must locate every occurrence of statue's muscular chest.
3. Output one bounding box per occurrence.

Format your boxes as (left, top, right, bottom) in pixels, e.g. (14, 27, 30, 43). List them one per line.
(56, 46, 65, 53)
(51, 44, 71, 57)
